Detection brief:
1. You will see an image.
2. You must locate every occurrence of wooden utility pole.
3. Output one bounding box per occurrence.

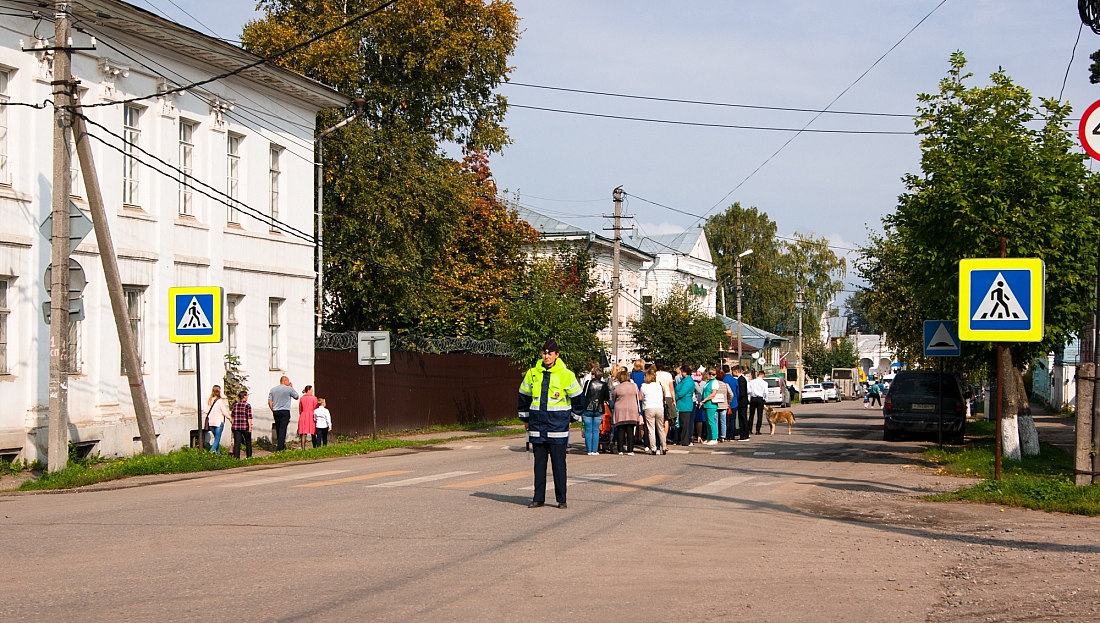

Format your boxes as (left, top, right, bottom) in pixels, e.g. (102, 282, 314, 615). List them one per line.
(47, 3, 73, 472)
(71, 112, 159, 455)
(610, 186, 623, 368)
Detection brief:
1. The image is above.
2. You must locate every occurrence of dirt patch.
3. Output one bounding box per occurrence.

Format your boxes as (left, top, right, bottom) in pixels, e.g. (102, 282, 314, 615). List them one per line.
(0, 472, 34, 491)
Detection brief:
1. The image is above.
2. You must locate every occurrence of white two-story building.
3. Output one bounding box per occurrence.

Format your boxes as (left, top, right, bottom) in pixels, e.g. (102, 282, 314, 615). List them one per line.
(0, 0, 348, 462)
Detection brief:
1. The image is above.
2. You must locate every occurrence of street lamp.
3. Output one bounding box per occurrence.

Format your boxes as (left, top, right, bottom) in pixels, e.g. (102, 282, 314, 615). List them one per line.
(736, 249, 753, 364)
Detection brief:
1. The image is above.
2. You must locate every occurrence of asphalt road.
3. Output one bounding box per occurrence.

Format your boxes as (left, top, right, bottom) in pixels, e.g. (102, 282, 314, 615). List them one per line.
(2, 400, 1098, 622)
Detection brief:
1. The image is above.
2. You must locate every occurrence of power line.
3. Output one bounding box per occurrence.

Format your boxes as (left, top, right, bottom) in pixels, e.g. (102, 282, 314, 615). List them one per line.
(692, 0, 950, 226)
(1060, 21, 1084, 101)
(504, 81, 914, 118)
(509, 103, 913, 135)
(78, 0, 398, 109)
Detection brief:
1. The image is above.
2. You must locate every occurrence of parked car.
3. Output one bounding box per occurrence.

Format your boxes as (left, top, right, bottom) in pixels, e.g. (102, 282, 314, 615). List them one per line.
(820, 381, 841, 402)
(764, 376, 790, 407)
(801, 383, 826, 403)
(882, 371, 965, 443)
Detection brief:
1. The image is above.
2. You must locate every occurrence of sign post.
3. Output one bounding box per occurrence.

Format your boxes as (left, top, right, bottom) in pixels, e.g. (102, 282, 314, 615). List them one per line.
(357, 331, 391, 439)
(923, 320, 961, 447)
(1081, 105, 1100, 485)
(958, 256, 1045, 478)
(169, 287, 223, 449)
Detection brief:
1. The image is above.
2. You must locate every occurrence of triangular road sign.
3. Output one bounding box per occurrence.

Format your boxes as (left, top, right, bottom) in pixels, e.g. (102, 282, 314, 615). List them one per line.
(927, 323, 958, 350)
(177, 296, 213, 330)
(972, 272, 1028, 322)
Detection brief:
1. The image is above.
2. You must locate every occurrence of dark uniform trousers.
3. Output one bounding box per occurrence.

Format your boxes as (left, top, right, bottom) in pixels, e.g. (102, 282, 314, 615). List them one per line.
(532, 442, 567, 505)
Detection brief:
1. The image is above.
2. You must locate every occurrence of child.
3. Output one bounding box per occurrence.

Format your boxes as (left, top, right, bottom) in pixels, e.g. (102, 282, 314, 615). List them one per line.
(313, 398, 332, 447)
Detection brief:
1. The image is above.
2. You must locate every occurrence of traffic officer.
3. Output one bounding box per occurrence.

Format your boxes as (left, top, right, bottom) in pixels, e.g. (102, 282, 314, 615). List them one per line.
(518, 339, 584, 509)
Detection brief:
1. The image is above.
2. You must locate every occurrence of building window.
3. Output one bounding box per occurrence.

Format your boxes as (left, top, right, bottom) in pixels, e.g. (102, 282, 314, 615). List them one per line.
(178, 120, 196, 216)
(69, 139, 83, 198)
(226, 134, 241, 224)
(268, 298, 281, 370)
(67, 319, 80, 375)
(122, 105, 141, 205)
(269, 146, 281, 231)
(0, 279, 8, 374)
(121, 287, 144, 374)
(226, 295, 240, 357)
(0, 70, 9, 185)
(179, 344, 194, 372)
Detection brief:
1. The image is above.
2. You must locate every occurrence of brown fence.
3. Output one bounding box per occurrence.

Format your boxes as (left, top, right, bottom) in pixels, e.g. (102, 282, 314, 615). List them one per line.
(315, 350, 524, 435)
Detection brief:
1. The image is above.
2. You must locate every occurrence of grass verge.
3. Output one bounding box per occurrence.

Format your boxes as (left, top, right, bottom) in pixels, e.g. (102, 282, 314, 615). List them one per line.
(923, 431, 1100, 516)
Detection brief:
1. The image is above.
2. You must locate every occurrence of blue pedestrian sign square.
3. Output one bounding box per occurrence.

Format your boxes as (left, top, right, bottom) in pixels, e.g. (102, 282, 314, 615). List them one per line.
(168, 286, 223, 344)
(923, 320, 960, 357)
(958, 258, 1045, 342)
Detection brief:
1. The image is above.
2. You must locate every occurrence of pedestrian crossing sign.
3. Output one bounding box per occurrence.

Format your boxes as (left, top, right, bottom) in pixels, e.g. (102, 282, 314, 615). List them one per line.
(168, 286, 223, 344)
(958, 258, 1044, 342)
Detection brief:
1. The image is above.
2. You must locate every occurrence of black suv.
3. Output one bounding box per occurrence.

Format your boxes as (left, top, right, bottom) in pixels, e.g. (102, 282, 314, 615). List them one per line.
(882, 371, 965, 443)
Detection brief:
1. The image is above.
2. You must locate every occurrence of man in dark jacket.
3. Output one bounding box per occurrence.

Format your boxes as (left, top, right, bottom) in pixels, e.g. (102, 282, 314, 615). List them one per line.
(734, 365, 750, 441)
(518, 339, 584, 508)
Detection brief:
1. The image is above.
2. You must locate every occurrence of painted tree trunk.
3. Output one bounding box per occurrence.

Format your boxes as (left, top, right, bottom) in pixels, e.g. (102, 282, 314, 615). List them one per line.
(1001, 347, 1021, 461)
(1015, 367, 1039, 456)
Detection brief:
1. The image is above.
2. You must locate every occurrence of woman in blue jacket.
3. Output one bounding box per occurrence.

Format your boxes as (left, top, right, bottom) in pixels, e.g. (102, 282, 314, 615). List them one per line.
(675, 364, 697, 446)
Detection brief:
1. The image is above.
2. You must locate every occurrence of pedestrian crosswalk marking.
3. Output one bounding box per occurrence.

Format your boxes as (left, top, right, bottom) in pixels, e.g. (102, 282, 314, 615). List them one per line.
(972, 272, 1027, 321)
(519, 473, 615, 491)
(753, 451, 776, 456)
(686, 475, 755, 495)
(603, 474, 678, 492)
(443, 471, 529, 489)
(667, 449, 690, 454)
(220, 469, 349, 488)
(795, 452, 817, 456)
(293, 470, 411, 488)
(367, 471, 477, 488)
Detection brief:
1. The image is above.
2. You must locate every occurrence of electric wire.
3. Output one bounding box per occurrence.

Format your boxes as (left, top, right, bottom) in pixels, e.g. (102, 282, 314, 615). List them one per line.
(504, 82, 914, 118)
(1060, 21, 1084, 101)
(509, 103, 913, 135)
(77, 0, 398, 109)
(692, 0, 950, 226)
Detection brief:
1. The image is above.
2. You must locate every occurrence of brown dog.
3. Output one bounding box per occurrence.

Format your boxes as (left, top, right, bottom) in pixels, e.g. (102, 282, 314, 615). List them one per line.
(764, 405, 795, 435)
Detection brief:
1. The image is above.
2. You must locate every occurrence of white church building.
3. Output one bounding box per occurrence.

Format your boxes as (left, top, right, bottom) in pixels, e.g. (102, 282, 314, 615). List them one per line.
(0, 1, 347, 462)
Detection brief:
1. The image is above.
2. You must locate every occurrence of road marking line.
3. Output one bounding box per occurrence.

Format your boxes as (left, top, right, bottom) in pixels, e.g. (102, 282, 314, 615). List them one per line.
(367, 471, 477, 488)
(753, 452, 776, 456)
(686, 475, 755, 495)
(293, 470, 411, 488)
(221, 469, 349, 488)
(461, 445, 483, 450)
(748, 479, 786, 487)
(603, 474, 678, 492)
(795, 452, 817, 456)
(667, 449, 689, 454)
(519, 473, 615, 491)
(443, 471, 530, 489)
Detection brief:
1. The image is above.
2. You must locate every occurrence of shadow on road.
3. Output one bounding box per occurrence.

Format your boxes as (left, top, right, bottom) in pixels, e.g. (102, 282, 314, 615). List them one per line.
(470, 492, 531, 506)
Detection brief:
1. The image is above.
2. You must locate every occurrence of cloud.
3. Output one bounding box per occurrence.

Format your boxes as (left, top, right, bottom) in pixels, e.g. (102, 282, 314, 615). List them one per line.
(636, 221, 685, 235)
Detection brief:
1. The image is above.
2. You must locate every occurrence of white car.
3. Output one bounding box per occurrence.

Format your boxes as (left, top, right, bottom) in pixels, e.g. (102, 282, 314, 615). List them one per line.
(764, 377, 790, 407)
(820, 381, 840, 402)
(801, 384, 826, 403)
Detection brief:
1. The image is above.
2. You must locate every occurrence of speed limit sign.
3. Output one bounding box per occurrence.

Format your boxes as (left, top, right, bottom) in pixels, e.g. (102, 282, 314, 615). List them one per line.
(1079, 99, 1100, 160)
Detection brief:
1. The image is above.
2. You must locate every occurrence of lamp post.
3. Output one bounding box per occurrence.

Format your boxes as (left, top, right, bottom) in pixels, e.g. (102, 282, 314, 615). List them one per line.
(736, 249, 754, 364)
(796, 285, 804, 390)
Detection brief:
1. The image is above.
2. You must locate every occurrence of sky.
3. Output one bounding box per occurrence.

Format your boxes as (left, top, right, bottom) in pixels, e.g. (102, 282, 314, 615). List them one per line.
(165, 0, 1099, 292)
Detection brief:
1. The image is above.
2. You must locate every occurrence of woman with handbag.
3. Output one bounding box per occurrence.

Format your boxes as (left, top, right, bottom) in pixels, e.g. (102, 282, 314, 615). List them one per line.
(580, 368, 611, 455)
(205, 385, 231, 454)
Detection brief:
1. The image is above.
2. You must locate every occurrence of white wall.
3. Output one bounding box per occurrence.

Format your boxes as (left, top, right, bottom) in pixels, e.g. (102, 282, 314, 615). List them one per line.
(0, 16, 325, 461)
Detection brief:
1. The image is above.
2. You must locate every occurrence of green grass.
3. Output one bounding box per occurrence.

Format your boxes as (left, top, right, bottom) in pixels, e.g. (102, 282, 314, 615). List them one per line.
(923, 435, 1100, 516)
(16, 436, 464, 492)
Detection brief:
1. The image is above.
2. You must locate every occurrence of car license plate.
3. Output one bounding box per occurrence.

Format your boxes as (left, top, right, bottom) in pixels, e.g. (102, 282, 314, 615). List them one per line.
(912, 403, 936, 411)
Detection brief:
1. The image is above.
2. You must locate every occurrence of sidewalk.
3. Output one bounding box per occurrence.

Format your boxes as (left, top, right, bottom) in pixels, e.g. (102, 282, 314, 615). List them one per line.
(1027, 401, 1075, 454)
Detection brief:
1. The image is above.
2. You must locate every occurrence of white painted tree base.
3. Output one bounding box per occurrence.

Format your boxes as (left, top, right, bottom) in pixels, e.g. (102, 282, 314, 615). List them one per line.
(1001, 415, 1021, 460)
(1018, 414, 1039, 456)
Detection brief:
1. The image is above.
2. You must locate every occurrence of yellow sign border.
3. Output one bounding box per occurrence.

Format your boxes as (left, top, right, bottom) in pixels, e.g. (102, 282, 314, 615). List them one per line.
(168, 286, 223, 344)
(958, 258, 1044, 342)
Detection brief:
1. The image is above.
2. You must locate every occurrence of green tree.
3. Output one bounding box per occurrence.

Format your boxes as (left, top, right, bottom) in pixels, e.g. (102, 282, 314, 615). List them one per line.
(630, 285, 728, 368)
(858, 52, 1098, 372)
(499, 246, 610, 370)
(828, 338, 859, 370)
(241, 1, 524, 335)
(222, 354, 249, 406)
(802, 335, 830, 381)
(706, 204, 846, 334)
(844, 289, 878, 334)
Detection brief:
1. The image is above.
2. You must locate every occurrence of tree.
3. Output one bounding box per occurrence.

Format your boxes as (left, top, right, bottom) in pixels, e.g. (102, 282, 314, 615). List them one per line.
(630, 285, 729, 368)
(498, 246, 610, 370)
(858, 53, 1100, 458)
(844, 288, 878, 334)
(706, 204, 846, 334)
(859, 52, 1098, 371)
(828, 338, 859, 370)
(241, 1, 525, 335)
(802, 334, 830, 381)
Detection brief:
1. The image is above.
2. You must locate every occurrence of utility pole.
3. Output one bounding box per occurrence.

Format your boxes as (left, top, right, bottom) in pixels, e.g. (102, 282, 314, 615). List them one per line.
(736, 249, 754, 365)
(797, 286, 804, 389)
(610, 186, 623, 368)
(72, 113, 159, 455)
(47, 2, 73, 472)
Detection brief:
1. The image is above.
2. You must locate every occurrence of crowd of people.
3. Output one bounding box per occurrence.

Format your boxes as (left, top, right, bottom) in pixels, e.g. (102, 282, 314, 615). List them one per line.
(201, 376, 334, 459)
(577, 359, 775, 456)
